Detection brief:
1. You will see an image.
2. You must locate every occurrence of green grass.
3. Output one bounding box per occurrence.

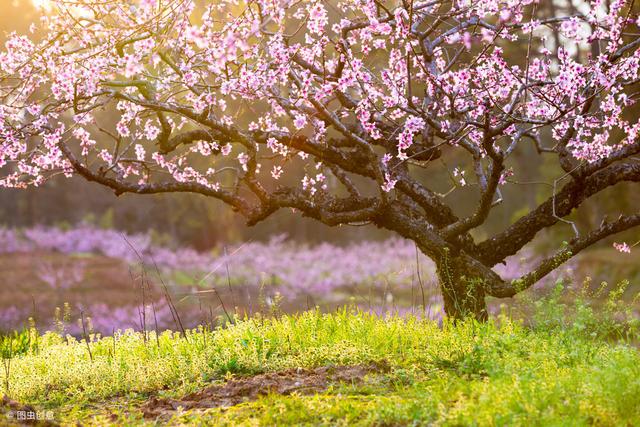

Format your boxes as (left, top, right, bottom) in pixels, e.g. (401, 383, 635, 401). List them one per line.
(1, 298, 640, 426)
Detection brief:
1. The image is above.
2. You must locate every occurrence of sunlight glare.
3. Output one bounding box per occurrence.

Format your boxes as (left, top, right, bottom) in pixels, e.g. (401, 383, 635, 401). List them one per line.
(31, 0, 53, 11)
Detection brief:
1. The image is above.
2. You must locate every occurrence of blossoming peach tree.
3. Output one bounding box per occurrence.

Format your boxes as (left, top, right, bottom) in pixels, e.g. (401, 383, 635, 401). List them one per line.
(1, 0, 639, 319)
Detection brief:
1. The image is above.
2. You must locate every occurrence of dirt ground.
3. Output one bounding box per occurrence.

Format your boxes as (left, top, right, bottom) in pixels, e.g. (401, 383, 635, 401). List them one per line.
(141, 362, 389, 419)
(0, 252, 138, 307)
(0, 252, 317, 334)
(0, 252, 204, 333)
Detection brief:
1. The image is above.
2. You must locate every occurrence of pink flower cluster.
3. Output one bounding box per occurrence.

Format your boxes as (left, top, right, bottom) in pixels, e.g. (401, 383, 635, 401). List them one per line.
(0, 0, 635, 195)
(613, 242, 631, 254)
(0, 225, 577, 299)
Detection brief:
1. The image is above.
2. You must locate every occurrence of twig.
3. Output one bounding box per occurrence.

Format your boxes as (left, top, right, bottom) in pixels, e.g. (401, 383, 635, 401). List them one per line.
(121, 233, 188, 340)
(224, 246, 237, 311)
(80, 311, 94, 362)
(2, 335, 12, 396)
(151, 301, 160, 348)
(415, 243, 426, 315)
(213, 287, 234, 325)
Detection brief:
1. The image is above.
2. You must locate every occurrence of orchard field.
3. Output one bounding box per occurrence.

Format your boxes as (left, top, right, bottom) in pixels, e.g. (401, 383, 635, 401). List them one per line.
(2, 0, 640, 425)
(3, 302, 640, 426)
(0, 224, 638, 335)
(1, 224, 640, 425)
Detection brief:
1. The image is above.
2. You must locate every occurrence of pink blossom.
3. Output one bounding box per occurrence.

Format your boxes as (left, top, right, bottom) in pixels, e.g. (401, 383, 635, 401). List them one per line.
(123, 54, 143, 78)
(271, 165, 283, 179)
(144, 121, 160, 140)
(613, 242, 631, 254)
(135, 144, 146, 161)
(293, 113, 307, 130)
(382, 173, 397, 192)
(308, 3, 328, 36)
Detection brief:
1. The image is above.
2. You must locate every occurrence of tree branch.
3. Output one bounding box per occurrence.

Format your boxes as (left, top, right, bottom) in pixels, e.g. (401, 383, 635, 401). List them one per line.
(478, 163, 640, 266)
(488, 213, 640, 298)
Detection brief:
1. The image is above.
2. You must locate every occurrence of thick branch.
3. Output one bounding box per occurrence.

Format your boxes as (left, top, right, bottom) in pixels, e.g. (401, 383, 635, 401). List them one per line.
(488, 213, 640, 298)
(59, 143, 252, 214)
(377, 205, 507, 292)
(478, 163, 640, 266)
(443, 155, 504, 238)
(270, 188, 381, 226)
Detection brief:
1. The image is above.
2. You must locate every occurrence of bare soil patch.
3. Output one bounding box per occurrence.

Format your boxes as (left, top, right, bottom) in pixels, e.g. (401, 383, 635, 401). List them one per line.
(141, 362, 388, 419)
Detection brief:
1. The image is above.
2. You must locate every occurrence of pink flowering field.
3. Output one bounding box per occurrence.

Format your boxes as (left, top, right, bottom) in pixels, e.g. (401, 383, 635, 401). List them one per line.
(0, 224, 592, 335)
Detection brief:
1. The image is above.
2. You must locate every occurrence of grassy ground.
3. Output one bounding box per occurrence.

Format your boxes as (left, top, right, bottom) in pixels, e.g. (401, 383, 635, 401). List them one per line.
(1, 287, 640, 426)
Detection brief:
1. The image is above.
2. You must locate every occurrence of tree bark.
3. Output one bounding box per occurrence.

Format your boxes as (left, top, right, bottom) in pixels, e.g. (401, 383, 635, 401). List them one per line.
(435, 249, 488, 321)
(379, 207, 495, 322)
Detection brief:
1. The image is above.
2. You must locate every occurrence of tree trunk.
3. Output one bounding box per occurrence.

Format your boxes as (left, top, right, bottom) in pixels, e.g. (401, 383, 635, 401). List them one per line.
(435, 249, 488, 321)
